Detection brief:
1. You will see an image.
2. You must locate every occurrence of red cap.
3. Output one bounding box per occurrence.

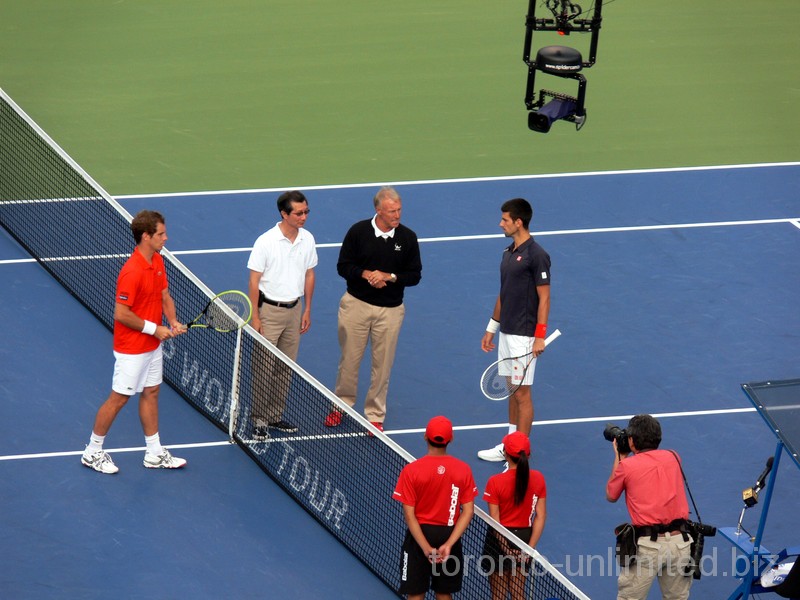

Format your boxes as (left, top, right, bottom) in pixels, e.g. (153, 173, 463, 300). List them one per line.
(425, 416, 453, 444)
(503, 431, 531, 458)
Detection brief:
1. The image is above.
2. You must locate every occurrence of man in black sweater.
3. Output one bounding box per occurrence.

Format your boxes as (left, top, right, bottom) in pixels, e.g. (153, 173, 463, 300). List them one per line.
(326, 186, 422, 432)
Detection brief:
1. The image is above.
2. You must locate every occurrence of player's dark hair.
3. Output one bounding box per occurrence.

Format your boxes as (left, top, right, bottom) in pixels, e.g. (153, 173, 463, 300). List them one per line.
(501, 198, 533, 229)
(131, 210, 165, 244)
(277, 190, 308, 215)
(428, 439, 449, 449)
(510, 452, 531, 505)
(626, 414, 662, 451)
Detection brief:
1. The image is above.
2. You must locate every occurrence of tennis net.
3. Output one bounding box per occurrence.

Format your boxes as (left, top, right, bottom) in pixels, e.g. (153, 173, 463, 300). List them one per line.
(0, 87, 590, 600)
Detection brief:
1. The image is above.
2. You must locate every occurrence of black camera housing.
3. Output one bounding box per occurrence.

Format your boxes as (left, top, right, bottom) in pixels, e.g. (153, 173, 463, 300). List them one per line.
(604, 423, 631, 454)
(692, 522, 716, 537)
(684, 521, 716, 580)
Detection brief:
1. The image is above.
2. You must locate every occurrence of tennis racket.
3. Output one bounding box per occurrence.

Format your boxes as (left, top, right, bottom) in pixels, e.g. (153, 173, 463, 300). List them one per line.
(185, 290, 253, 333)
(480, 329, 561, 401)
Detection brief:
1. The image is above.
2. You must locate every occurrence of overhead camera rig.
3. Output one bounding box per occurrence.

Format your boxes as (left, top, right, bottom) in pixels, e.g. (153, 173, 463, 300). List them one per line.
(523, 0, 605, 133)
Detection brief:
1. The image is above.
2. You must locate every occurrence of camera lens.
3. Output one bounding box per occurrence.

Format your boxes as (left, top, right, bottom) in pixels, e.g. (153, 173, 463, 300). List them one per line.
(603, 423, 631, 454)
(603, 424, 622, 442)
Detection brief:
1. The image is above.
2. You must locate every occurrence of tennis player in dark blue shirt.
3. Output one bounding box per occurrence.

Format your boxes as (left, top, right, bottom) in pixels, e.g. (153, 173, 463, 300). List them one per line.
(479, 198, 551, 462)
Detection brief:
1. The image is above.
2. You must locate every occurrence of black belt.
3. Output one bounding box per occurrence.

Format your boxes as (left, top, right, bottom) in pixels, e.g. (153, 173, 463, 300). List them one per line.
(259, 292, 298, 309)
(635, 519, 689, 542)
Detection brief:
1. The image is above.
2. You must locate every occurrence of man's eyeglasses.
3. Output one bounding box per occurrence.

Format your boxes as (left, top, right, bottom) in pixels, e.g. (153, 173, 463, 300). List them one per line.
(291, 209, 311, 216)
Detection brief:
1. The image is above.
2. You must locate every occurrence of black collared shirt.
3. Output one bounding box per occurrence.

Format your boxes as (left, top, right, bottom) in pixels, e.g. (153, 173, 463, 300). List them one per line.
(499, 237, 551, 336)
(337, 219, 422, 307)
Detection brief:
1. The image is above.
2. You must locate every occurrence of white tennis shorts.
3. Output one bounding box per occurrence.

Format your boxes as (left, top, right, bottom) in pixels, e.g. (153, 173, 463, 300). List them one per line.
(498, 333, 537, 386)
(112, 346, 163, 395)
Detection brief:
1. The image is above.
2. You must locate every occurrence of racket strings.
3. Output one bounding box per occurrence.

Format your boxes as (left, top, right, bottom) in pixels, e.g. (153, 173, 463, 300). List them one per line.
(481, 364, 512, 401)
(481, 355, 534, 400)
(204, 292, 251, 331)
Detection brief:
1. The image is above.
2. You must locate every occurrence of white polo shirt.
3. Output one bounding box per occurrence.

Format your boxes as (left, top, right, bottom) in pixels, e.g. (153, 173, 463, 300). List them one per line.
(247, 222, 318, 302)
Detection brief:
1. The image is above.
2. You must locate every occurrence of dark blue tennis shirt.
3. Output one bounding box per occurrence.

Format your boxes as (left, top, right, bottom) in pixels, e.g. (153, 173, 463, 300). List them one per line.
(498, 237, 551, 336)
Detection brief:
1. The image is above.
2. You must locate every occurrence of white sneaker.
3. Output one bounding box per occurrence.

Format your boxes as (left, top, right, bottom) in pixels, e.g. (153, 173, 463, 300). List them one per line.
(143, 449, 187, 469)
(477, 443, 505, 462)
(81, 449, 119, 474)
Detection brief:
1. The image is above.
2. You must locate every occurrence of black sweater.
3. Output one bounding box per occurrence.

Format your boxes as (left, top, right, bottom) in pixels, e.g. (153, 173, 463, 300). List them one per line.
(336, 219, 422, 307)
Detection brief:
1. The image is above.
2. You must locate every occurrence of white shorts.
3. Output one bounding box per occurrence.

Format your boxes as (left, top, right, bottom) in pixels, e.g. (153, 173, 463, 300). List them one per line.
(498, 333, 537, 386)
(112, 346, 163, 395)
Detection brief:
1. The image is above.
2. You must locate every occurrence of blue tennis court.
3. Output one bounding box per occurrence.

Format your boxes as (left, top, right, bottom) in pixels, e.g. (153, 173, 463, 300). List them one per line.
(2, 162, 799, 598)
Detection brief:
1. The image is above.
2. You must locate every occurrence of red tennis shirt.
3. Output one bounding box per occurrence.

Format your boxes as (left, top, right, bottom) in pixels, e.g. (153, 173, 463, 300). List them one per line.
(113, 248, 168, 354)
(483, 469, 547, 528)
(393, 454, 478, 526)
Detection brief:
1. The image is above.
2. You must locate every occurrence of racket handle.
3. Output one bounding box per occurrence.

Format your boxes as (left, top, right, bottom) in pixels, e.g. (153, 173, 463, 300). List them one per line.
(544, 329, 561, 346)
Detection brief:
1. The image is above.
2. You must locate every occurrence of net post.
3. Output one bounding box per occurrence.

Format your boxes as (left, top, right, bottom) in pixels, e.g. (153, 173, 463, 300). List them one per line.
(228, 327, 244, 442)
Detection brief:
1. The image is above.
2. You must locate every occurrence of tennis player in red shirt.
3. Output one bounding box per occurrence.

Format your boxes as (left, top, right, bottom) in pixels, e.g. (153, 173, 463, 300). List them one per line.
(393, 416, 478, 600)
(80, 210, 187, 474)
(482, 431, 547, 600)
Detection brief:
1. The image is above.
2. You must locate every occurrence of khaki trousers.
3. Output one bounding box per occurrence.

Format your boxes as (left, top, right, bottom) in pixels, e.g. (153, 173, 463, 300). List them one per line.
(334, 292, 405, 422)
(618, 533, 693, 600)
(251, 302, 301, 423)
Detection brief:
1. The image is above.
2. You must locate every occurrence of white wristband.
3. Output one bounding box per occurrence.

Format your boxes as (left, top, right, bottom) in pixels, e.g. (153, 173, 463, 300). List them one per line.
(142, 320, 158, 336)
(486, 318, 499, 334)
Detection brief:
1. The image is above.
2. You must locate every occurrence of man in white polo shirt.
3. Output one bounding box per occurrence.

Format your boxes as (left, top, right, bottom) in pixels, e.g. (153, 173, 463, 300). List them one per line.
(247, 190, 318, 436)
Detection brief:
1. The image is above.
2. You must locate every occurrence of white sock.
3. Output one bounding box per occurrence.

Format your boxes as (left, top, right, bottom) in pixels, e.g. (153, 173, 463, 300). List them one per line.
(145, 433, 164, 457)
(86, 432, 105, 454)
(508, 424, 517, 435)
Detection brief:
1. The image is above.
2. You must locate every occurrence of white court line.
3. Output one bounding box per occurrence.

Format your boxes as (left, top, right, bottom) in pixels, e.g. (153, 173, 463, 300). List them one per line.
(115, 161, 800, 199)
(0, 440, 231, 462)
(0, 258, 37, 265)
(0, 407, 756, 462)
(239, 431, 372, 446)
(388, 407, 757, 436)
(3, 163, 798, 264)
(3, 217, 789, 264)
(92, 217, 800, 254)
